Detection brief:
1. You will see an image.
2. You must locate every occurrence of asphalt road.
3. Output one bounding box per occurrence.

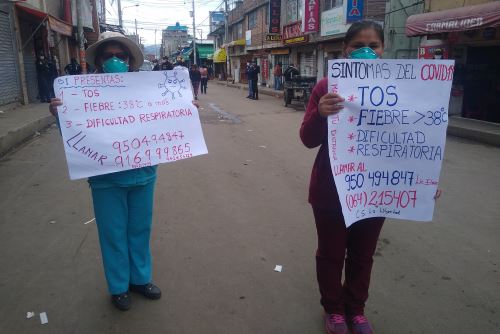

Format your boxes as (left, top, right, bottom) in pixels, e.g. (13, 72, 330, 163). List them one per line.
(0, 83, 498, 334)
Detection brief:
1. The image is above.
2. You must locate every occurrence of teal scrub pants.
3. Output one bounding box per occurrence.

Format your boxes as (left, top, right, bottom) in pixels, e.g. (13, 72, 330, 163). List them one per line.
(91, 181, 155, 295)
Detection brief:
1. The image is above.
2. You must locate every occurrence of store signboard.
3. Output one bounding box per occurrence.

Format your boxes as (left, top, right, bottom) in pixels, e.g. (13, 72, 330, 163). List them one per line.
(346, 0, 364, 23)
(302, 0, 320, 33)
(245, 30, 252, 46)
(321, 5, 350, 37)
(266, 34, 282, 41)
(269, 0, 281, 33)
(283, 21, 309, 45)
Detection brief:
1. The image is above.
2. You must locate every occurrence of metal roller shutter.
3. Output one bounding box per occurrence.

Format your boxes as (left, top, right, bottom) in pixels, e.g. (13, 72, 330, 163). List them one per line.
(299, 52, 315, 76)
(0, 10, 21, 106)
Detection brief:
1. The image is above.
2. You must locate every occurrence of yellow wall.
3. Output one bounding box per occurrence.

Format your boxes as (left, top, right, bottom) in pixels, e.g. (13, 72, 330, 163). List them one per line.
(427, 0, 494, 12)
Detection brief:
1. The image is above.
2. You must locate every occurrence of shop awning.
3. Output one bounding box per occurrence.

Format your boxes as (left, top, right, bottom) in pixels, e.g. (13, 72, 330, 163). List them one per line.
(213, 48, 227, 63)
(196, 44, 214, 59)
(16, 4, 72, 36)
(406, 2, 500, 36)
(229, 39, 246, 46)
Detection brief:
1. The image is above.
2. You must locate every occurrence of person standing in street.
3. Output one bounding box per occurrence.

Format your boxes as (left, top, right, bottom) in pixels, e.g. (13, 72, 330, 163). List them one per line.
(273, 62, 282, 90)
(36, 54, 51, 102)
(189, 64, 202, 99)
(200, 64, 209, 94)
(64, 58, 82, 75)
(48, 32, 163, 311)
(301, 20, 442, 334)
(251, 59, 260, 100)
(245, 61, 254, 99)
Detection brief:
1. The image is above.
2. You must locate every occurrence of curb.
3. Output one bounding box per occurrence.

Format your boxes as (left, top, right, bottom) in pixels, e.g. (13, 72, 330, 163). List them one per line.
(0, 115, 55, 157)
(215, 81, 284, 98)
(447, 123, 500, 147)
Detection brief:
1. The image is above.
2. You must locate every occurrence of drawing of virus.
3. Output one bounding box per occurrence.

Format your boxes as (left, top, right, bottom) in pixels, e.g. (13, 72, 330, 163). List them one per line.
(158, 71, 186, 99)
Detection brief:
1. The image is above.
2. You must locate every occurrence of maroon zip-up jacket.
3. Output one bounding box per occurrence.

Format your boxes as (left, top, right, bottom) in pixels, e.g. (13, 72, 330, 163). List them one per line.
(300, 78, 343, 209)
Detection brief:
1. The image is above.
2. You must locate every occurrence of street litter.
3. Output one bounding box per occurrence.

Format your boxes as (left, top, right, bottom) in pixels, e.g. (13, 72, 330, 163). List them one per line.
(200, 107, 204, 110)
(258, 145, 267, 149)
(274, 265, 283, 272)
(35, 131, 41, 136)
(26, 312, 34, 319)
(0, 110, 4, 114)
(247, 129, 253, 132)
(49, 220, 56, 224)
(84, 218, 95, 225)
(39, 312, 48, 325)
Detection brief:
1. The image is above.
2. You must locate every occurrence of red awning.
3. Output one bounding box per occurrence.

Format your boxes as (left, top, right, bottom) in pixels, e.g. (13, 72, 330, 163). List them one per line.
(16, 4, 72, 37)
(406, 2, 500, 36)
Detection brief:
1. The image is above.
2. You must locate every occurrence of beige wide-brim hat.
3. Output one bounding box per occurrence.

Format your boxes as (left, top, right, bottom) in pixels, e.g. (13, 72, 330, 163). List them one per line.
(86, 31, 144, 71)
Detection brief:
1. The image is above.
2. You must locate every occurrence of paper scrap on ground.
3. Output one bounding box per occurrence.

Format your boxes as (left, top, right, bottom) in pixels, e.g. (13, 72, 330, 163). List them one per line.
(84, 218, 95, 225)
(26, 312, 35, 319)
(53, 71, 208, 180)
(39, 312, 48, 325)
(274, 265, 283, 272)
(327, 59, 454, 227)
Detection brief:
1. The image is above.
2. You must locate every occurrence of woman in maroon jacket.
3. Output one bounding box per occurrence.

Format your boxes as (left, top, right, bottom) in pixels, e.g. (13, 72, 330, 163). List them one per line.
(301, 20, 442, 334)
(300, 21, 386, 334)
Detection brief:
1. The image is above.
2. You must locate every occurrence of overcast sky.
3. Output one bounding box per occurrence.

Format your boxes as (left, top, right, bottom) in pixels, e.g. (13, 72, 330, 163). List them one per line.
(105, 0, 225, 45)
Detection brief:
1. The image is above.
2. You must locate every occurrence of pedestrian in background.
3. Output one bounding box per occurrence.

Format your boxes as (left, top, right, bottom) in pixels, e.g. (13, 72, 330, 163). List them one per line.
(273, 62, 282, 90)
(36, 54, 51, 103)
(64, 58, 82, 75)
(251, 59, 260, 100)
(200, 64, 209, 94)
(161, 57, 173, 70)
(152, 59, 160, 71)
(189, 64, 201, 99)
(49, 32, 163, 312)
(245, 61, 253, 99)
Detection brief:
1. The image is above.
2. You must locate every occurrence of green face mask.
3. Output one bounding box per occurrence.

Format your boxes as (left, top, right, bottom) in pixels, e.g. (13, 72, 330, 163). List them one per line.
(349, 47, 379, 59)
(102, 56, 129, 73)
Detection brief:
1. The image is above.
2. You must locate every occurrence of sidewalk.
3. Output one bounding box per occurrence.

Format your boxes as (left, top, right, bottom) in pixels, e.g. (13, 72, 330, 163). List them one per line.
(1, 91, 499, 158)
(0, 103, 54, 157)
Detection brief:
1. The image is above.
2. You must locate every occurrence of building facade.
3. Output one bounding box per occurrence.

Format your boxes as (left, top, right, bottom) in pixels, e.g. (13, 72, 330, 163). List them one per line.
(161, 22, 190, 59)
(221, 0, 386, 86)
(406, 0, 500, 123)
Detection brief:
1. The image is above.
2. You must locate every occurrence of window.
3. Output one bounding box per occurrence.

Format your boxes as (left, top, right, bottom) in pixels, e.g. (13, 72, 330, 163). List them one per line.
(232, 22, 243, 40)
(248, 10, 257, 29)
(286, 0, 298, 22)
(325, 0, 343, 11)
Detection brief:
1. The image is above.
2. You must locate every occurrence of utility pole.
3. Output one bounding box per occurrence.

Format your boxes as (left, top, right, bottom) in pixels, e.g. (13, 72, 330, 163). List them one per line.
(224, 0, 229, 78)
(155, 29, 157, 59)
(117, 0, 123, 27)
(135, 18, 138, 42)
(192, 0, 197, 65)
(76, 0, 87, 73)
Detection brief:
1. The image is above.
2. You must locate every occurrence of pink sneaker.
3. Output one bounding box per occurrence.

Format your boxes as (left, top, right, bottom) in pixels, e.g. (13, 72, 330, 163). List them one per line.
(324, 313, 347, 334)
(348, 315, 373, 334)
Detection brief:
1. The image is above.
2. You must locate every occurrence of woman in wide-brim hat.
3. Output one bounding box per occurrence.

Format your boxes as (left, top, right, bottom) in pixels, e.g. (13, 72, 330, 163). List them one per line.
(49, 31, 161, 311)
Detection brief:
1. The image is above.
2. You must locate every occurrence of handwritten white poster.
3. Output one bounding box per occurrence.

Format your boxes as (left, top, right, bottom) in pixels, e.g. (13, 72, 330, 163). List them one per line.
(327, 59, 454, 227)
(54, 70, 208, 180)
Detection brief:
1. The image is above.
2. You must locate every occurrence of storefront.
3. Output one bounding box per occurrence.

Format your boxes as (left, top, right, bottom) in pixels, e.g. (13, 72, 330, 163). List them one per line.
(406, 2, 500, 123)
(283, 21, 317, 76)
(0, 5, 21, 106)
(213, 47, 227, 80)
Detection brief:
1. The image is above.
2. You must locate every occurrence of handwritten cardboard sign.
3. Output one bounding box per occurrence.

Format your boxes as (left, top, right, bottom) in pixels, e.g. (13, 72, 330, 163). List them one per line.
(54, 70, 208, 180)
(327, 59, 454, 227)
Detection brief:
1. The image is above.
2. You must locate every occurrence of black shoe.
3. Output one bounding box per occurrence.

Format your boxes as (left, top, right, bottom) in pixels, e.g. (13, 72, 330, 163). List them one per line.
(129, 283, 162, 300)
(246, 95, 251, 98)
(111, 292, 131, 311)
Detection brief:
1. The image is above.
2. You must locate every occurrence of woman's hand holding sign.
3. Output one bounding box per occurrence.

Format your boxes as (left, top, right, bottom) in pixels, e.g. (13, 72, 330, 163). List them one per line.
(49, 98, 63, 117)
(318, 93, 345, 118)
